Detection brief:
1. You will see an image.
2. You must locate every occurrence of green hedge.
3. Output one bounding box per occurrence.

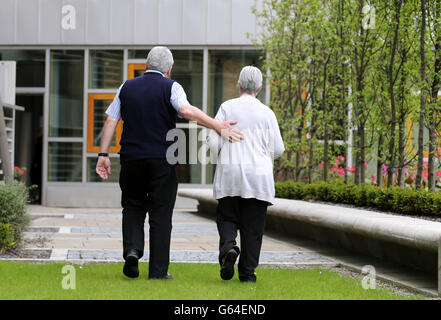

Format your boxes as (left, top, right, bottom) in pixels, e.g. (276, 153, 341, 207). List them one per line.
(0, 223, 15, 254)
(275, 180, 441, 217)
(0, 181, 29, 249)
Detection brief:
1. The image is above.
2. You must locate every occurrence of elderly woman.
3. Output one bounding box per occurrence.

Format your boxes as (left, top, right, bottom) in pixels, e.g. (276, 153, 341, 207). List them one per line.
(206, 66, 285, 282)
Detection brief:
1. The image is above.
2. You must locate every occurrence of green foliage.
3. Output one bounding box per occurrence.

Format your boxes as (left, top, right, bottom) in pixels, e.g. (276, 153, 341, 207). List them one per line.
(275, 180, 441, 217)
(253, 0, 441, 187)
(0, 181, 30, 246)
(0, 223, 15, 254)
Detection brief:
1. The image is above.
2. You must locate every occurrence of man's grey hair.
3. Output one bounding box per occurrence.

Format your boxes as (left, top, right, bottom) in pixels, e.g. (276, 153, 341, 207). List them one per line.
(146, 46, 174, 74)
(238, 66, 263, 95)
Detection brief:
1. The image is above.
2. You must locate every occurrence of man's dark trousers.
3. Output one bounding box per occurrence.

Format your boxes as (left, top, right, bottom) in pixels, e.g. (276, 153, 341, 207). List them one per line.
(216, 196, 268, 281)
(119, 158, 178, 278)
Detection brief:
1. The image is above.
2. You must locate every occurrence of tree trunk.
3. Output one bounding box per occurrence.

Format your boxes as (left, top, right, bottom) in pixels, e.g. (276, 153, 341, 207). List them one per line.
(322, 54, 330, 182)
(416, 0, 427, 189)
(397, 116, 406, 188)
(377, 134, 384, 187)
(428, 1, 441, 192)
(339, 0, 348, 184)
(386, 0, 402, 188)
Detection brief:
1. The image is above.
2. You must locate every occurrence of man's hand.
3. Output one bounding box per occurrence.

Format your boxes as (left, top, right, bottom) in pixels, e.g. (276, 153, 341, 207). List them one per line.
(178, 105, 243, 142)
(215, 120, 243, 142)
(96, 156, 111, 180)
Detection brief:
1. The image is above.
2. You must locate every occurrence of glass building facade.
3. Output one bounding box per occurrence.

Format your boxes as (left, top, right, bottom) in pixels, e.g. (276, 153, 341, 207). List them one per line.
(1, 47, 265, 205)
(0, 0, 265, 206)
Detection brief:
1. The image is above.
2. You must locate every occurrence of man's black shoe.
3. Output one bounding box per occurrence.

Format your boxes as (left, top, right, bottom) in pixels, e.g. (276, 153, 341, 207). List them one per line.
(123, 250, 139, 278)
(220, 248, 238, 280)
(149, 273, 174, 280)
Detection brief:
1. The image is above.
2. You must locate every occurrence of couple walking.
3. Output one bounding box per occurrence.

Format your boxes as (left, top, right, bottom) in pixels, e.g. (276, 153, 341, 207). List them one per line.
(96, 46, 284, 282)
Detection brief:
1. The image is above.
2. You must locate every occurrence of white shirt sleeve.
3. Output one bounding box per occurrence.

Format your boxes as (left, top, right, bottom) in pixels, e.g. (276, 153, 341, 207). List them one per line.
(170, 82, 190, 112)
(105, 84, 124, 120)
(269, 111, 285, 160)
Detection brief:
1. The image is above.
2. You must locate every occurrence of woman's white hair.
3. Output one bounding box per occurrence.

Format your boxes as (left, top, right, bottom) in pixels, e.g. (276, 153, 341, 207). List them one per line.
(238, 66, 263, 95)
(146, 46, 174, 74)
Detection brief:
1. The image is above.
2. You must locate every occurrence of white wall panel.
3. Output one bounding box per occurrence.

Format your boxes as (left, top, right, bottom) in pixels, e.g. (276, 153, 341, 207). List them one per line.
(207, 0, 232, 45)
(16, 0, 38, 44)
(0, 0, 262, 46)
(86, 0, 110, 44)
(158, 0, 182, 44)
(0, 0, 16, 44)
(134, 0, 159, 44)
(231, 0, 255, 44)
(182, 0, 207, 45)
(110, 0, 134, 44)
(39, 0, 61, 44)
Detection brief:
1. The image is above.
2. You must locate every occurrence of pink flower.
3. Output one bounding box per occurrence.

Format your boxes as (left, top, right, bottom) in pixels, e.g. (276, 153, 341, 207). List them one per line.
(410, 174, 415, 179)
(436, 171, 441, 177)
(364, 162, 368, 167)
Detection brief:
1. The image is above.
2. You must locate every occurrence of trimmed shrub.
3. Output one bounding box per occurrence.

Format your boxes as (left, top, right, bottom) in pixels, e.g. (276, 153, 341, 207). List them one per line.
(0, 181, 29, 245)
(0, 223, 15, 253)
(275, 180, 441, 217)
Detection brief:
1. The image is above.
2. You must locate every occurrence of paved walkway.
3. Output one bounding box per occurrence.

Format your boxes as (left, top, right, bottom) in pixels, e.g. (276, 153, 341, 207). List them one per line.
(5, 205, 335, 267)
(1, 204, 438, 297)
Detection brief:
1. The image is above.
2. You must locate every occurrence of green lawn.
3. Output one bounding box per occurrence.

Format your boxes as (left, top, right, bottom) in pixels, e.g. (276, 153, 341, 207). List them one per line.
(0, 261, 423, 300)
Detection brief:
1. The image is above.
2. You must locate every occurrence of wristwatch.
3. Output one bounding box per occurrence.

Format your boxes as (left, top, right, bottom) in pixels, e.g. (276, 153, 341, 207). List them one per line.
(98, 153, 109, 157)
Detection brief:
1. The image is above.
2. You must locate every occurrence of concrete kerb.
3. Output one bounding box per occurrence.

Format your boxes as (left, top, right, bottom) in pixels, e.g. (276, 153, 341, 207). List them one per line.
(178, 188, 441, 297)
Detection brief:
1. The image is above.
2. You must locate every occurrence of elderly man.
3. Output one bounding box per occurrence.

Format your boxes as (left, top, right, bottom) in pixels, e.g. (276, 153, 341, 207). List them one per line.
(207, 66, 285, 282)
(96, 46, 242, 279)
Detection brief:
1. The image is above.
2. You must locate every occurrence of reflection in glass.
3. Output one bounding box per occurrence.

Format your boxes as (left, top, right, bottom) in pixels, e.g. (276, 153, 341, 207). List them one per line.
(48, 142, 82, 182)
(87, 157, 120, 182)
(92, 99, 115, 147)
(208, 50, 265, 117)
(89, 50, 123, 89)
(0, 50, 45, 87)
(175, 127, 202, 184)
(49, 50, 84, 137)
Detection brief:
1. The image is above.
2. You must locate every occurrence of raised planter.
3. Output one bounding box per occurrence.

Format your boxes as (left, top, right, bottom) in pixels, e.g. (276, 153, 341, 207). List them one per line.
(178, 188, 441, 296)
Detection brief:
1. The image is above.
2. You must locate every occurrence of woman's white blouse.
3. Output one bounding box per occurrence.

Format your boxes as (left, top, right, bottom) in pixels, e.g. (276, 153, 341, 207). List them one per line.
(206, 94, 285, 205)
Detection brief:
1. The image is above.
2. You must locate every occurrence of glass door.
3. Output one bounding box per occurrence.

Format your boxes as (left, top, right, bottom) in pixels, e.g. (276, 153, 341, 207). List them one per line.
(14, 94, 44, 202)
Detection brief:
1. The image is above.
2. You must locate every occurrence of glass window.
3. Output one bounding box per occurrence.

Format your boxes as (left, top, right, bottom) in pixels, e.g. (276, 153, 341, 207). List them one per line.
(0, 50, 45, 87)
(87, 157, 121, 183)
(128, 50, 203, 123)
(128, 50, 148, 60)
(49, 50, 84, 137)
(89, 50, 123, 89)
(172, 51, 203, 123)
(48, 142, 82, 182)
(175, 128, 202, 184)
(208, 50, 266, 117)
(87, 94, 121, 153)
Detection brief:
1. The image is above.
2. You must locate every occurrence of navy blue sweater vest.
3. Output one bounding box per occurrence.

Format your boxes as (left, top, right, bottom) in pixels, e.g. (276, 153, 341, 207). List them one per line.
(118, 72, 177, 161)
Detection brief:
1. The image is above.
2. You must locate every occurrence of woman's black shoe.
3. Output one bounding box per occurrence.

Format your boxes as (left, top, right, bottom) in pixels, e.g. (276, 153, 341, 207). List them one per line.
(220, 248, 238, 280)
